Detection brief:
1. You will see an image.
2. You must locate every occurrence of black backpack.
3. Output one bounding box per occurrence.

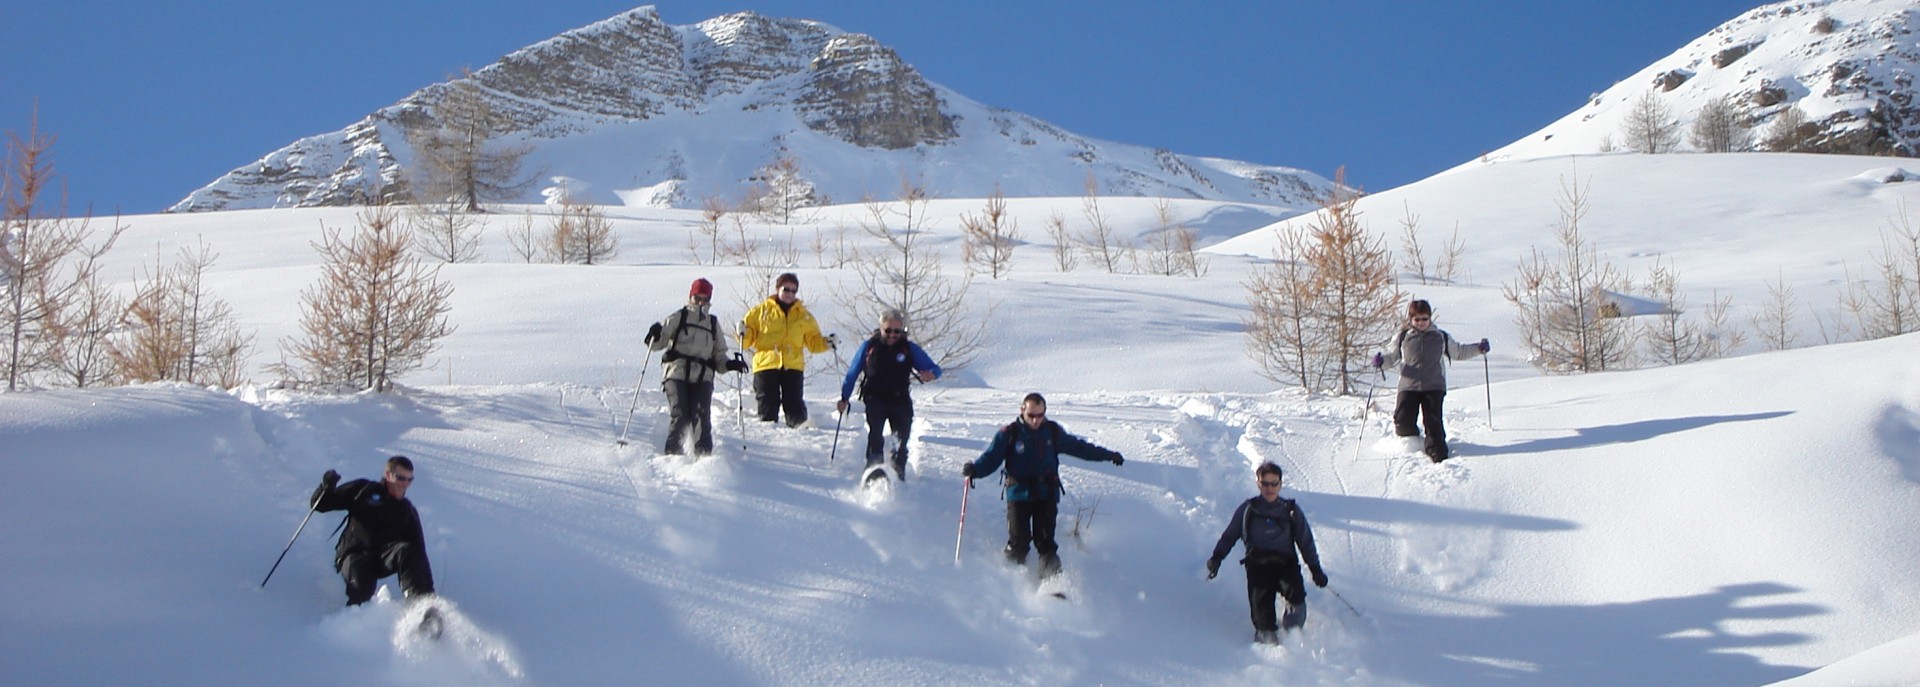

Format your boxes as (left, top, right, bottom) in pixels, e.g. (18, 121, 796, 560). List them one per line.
(1240, 496, 1299, 555)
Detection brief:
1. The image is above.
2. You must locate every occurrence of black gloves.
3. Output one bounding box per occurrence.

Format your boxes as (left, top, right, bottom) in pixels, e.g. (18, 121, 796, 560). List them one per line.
(1312, 569, 1328, 588)
(645, 322, 663, 345)
(725, 356, 748, 373)
(1478, 338, 1491, 354)
(961, 463, 977, 479)
(1111, 454, 1125, 466)
(1206, 557, 1221, 580)
(321, 469, 340, 488)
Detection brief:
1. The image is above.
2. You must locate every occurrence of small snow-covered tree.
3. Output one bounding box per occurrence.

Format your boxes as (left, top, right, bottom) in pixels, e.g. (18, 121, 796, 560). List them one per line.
(407, 73, 534, 211)
(1750, 271, 1799, 351)
(112, 240, 255, 386)
(1837, 205, 1920, 340)
(1245, 169, 1400, 395)
(1, 115, 127, 390)
(543, 199, 619, 265)
(747, 156, 819, 224)
(961, 186, 1019, 279)
(837, 180, 993, 372)
(1621, 91, 1681, 154)
(407, 197, 482, 263)
(1689, 95, 1751, 153)
(1078, 174, 1129, 273)
(1639, 262, 1708, 365)
(1763, 105, 1816, 152)
(280, 205, 455, 392)
(1503, 170, 1636, 373)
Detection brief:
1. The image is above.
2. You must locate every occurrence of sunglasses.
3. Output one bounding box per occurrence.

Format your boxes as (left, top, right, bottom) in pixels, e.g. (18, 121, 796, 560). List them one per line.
(692, 295, 711, 303)
(1412, 316, 1431, 322)
(883, 328, 905, 335)
(1022, 412, 1046, 421)
(1258, 479, 1281, 487)
(779, 287, 798, 294)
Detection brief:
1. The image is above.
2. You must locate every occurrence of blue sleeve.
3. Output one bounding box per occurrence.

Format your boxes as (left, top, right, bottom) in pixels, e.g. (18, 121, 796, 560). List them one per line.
(1057, 428, 1121, 463)
(1292, 505, 1323, 575)
(1211, 500, 1249, 561)
(909, 343, 942, 380)
(840, 339, 873, 401)
(970, 428, 1011, 479)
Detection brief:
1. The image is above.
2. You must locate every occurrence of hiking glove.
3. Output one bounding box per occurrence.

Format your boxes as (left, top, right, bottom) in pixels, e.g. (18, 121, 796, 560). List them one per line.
(725, 357, 748, 373)
(1478, 338, 1490, 353)
(1312, 569, 1328, 588)
(321, 469, 340, 488)
(1110, 454, 1125, 466)
(1206, 557, 1221, 579)
(1370, 353, 1384, 368)
(645, 322, 663, 345)
(961, 463, 977, 479)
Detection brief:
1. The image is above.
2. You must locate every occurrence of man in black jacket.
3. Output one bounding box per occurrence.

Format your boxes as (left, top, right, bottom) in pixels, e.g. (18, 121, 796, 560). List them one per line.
(311, 455, 434, 606)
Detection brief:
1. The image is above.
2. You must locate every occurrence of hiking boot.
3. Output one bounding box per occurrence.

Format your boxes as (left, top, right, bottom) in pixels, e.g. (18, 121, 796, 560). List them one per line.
(1004, 546, 1028, 567)
(1254, 629, 1281, 645)
(1038, 553, 1062, 579)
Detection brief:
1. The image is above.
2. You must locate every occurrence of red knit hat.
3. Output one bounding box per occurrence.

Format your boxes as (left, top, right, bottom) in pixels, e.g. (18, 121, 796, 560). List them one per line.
(690, 278, 714, 298)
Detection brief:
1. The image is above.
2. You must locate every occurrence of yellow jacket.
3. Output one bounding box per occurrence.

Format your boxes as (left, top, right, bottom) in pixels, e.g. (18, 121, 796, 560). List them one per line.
(740, 297, 830, 372)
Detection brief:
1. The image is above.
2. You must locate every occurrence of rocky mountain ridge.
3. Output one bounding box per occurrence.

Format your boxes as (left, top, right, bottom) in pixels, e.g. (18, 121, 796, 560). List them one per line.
(172, 7, 1326, 213)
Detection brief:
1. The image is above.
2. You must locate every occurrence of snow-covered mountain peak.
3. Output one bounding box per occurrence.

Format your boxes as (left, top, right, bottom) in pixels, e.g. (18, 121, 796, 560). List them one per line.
(1472, 0, 1920, 167)
(170, 8, 1329, 213)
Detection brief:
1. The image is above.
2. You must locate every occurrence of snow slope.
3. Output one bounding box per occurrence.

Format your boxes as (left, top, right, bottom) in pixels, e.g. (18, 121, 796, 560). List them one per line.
(4, 151, 1920, 685)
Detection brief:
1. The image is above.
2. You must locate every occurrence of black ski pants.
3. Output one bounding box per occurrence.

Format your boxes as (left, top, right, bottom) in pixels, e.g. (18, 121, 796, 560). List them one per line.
(1393, 389, 1449, 457)
(1244, 551, 1307, 633)
(664, 379, 715, 455)
(753, 369, 808, 426)
(1004, 499, 1060, 564)
(340, 541, 434, 606)
(862, 394, 913, 472)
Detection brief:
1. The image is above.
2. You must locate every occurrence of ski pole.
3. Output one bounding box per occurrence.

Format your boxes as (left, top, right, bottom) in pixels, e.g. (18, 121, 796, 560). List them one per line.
(1482, 353, 1494, 430)
(827, 405, 845, 464)
(1352, 368, 1383, 462)
(615, 351, 656, 447)
(1327, 585, 1363, 618)
(260, 493, 322, 588)
(954, 477, 972, 564)
(732, 353, 749, 459)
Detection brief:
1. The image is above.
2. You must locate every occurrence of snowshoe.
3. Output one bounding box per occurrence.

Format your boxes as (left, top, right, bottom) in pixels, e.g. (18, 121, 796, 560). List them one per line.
(415, 605, 445, 640)
(861, 463, 890, 488)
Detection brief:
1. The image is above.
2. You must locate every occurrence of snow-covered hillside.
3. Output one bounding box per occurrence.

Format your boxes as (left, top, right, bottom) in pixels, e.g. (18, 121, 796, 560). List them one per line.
(1475, 0, 1920, 165)
(4, 150, 1920, 685)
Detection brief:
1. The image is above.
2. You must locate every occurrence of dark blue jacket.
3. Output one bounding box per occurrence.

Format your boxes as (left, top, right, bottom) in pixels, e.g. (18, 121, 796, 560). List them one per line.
(1211, 496, 1324, 577)
(839, 334, 941, 402)
(968, 418, 1121, 502)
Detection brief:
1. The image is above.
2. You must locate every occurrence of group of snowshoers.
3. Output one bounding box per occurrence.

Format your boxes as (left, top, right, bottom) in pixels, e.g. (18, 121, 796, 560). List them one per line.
(303, 283, 1489, 647)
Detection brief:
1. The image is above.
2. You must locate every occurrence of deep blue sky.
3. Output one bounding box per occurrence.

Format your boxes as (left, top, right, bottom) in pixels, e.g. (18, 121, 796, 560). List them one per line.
(3, 1, 1764, 214)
